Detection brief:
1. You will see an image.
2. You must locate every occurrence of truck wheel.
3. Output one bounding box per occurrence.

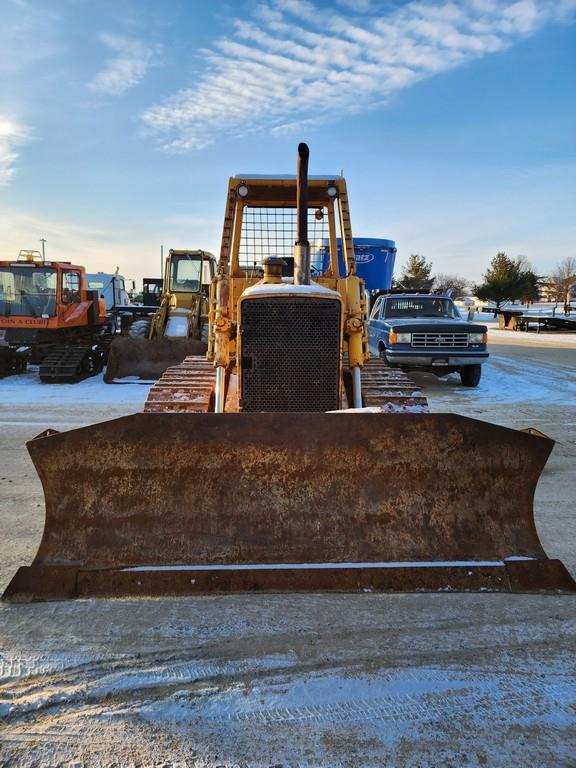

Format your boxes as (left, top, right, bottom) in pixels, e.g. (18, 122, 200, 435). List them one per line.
(460, 364, 481, 387)
(378, 345, 389, 364)
(200, 322, 209, 344)
(127, 319, 151, 338)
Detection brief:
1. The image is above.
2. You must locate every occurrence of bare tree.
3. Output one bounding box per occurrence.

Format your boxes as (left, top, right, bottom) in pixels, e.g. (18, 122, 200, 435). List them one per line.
(434, 273, 469, 297)
(551, 257, 576, 313)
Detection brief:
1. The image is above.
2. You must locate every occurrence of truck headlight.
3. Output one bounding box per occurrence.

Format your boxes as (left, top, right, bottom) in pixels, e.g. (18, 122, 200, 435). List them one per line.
(469, 332, 485, 344)
(389, 330, 411, 345)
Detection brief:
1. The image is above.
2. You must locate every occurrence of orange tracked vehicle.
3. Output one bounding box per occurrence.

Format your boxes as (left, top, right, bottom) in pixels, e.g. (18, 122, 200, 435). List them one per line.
(0, 250, 114, 382)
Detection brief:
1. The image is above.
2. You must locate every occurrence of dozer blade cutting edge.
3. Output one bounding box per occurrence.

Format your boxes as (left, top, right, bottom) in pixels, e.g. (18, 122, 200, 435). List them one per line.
(104, 337, 207, 382)
(3, 412, 575, 602)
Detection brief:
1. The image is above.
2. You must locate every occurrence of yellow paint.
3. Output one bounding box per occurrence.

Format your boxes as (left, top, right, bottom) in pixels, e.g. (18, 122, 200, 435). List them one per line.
(208, 168, 371, 410)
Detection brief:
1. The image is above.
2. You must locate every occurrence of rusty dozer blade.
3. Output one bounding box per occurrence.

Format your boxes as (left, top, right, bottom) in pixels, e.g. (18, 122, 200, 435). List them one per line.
(3, 413, 575, 601)
(104, 337, 207, 382)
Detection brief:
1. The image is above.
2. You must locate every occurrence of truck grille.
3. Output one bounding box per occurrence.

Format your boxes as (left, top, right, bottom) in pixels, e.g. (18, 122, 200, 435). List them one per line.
(240, 296, 341, 412)
(411, 333, 469, 348)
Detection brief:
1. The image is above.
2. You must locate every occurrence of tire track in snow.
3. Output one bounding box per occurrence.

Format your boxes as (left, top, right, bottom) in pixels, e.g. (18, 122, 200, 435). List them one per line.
(138, 668, 576, 731)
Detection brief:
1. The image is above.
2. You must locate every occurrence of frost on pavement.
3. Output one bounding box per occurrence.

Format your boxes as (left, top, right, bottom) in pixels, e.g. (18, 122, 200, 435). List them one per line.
(1, 594, 575, 767)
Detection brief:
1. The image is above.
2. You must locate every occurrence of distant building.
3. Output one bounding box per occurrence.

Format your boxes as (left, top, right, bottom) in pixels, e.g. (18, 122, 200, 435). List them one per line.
(536, 277, 558, 303)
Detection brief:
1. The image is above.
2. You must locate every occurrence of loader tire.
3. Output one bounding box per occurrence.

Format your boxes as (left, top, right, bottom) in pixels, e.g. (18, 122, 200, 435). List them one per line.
(460, 364, 481, 387)
(200, 322, 209, 344)
(127, 319, 152, 338)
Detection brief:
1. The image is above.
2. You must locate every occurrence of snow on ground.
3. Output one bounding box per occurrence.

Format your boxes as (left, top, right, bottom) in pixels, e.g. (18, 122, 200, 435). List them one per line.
(488, 327, 576, 346)
(0, 337, 575, 767)
(421, 350, 576, 406)
(1, 594, 575, 767)
(0, 367, 152, 407)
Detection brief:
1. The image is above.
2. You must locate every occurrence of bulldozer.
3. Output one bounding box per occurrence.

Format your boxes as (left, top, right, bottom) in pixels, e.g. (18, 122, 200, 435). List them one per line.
(104, 248, 216, 382)
(0, 250, 114, 382)
(3, 144, 574, 602)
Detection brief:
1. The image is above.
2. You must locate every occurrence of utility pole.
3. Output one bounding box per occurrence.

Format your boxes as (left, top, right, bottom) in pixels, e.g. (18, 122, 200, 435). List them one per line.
(40, 238, 47, 260)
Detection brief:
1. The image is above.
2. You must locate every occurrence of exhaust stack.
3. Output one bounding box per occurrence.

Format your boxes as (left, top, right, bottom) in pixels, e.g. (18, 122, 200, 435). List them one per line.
(294, 142, 310, 285)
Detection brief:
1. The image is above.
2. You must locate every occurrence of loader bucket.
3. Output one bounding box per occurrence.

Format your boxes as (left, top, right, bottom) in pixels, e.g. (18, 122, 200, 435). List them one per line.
(3, 412, 575, 601)
(104, 337, 207, 382)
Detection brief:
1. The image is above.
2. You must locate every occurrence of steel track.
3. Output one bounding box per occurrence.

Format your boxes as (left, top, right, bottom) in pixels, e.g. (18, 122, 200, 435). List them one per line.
(144, 355, 428, 413)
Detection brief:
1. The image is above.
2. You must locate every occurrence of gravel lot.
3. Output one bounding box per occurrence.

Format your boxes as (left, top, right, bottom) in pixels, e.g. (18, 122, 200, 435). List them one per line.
(0, 332, 575, 767)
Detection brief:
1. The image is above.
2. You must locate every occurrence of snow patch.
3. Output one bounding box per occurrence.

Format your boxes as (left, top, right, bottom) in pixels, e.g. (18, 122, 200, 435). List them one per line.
(242, 281, 339, 297)
(121, 559, 534, 572)
(0, 370, 152, 406)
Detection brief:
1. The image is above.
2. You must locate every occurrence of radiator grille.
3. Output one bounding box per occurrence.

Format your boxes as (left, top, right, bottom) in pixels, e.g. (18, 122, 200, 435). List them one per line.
(411, 332, 469, 348)
(240, 296, 341, 412)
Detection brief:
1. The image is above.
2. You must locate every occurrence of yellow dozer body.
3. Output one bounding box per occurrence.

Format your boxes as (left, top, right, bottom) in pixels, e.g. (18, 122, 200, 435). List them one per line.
(4, 144, 574, 602)
(104, 249, 217, 381)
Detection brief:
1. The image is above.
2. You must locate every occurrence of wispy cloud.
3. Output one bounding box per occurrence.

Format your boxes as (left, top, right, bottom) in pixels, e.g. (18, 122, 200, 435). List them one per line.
(89, 33, 161, 96)
(335, 0, 374, 12)
(142, 0, 575, 151)
(0, 116, 29, 185)
(0, 1, 61, 74)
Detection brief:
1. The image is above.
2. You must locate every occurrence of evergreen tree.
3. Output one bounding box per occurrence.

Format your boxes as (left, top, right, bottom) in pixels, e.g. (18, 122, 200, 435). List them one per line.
(473, 253, 538, 309)
(395, 254, 434, 291)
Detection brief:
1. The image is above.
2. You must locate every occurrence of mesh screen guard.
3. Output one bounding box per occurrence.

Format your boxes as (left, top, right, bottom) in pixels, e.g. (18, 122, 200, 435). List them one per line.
(239, 207, 331, 274)
(240, 296, 341, 412)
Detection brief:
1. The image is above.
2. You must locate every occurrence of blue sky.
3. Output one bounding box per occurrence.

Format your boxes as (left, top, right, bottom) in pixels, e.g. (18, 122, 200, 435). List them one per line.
(1, 0, 575, 283)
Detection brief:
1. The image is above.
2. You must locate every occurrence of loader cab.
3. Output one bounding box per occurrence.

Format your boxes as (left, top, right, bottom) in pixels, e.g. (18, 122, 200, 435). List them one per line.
(165, 250, 216, 306)
(168, 251, 215, 293)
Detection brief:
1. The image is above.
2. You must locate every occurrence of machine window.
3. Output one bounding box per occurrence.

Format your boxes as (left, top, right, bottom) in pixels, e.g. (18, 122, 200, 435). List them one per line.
(62, 271, 81, 304)
(170, 255, 202, 292)
(202, 260, 213, 287)
(384, 297, 460, 319)
(369, 297, 382, 320)
(0, 267, 58, 317)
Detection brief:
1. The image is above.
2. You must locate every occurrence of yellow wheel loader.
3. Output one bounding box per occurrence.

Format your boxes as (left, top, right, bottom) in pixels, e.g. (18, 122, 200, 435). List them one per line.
(4, 144, 574, 602)
(104, 249, 217, 382)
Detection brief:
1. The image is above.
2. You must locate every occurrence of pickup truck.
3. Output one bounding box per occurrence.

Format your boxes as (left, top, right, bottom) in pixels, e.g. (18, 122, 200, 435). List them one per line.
(367, 292, 489, 386)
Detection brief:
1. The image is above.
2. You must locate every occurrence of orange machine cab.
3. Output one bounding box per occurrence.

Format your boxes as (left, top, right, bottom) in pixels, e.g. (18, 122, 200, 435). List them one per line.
(0, 259, 107, 332)
(0, 255, 111, 381)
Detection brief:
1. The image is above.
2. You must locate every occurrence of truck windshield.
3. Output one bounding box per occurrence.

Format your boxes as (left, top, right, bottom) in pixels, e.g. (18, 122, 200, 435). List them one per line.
(0, 267, 58, 317)
(169, 255, 202, 292)
(384, 297, 460, 319)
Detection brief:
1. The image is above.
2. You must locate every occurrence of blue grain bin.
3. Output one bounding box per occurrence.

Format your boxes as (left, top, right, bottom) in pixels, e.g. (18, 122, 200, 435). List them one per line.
(312, 238, 396, 293)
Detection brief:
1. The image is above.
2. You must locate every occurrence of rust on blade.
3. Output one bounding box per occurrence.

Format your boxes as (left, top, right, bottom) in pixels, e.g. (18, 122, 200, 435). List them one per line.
(76, 559, 576, 597)
(5, 559, 575, 602)
(2, 412, 574, 601)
